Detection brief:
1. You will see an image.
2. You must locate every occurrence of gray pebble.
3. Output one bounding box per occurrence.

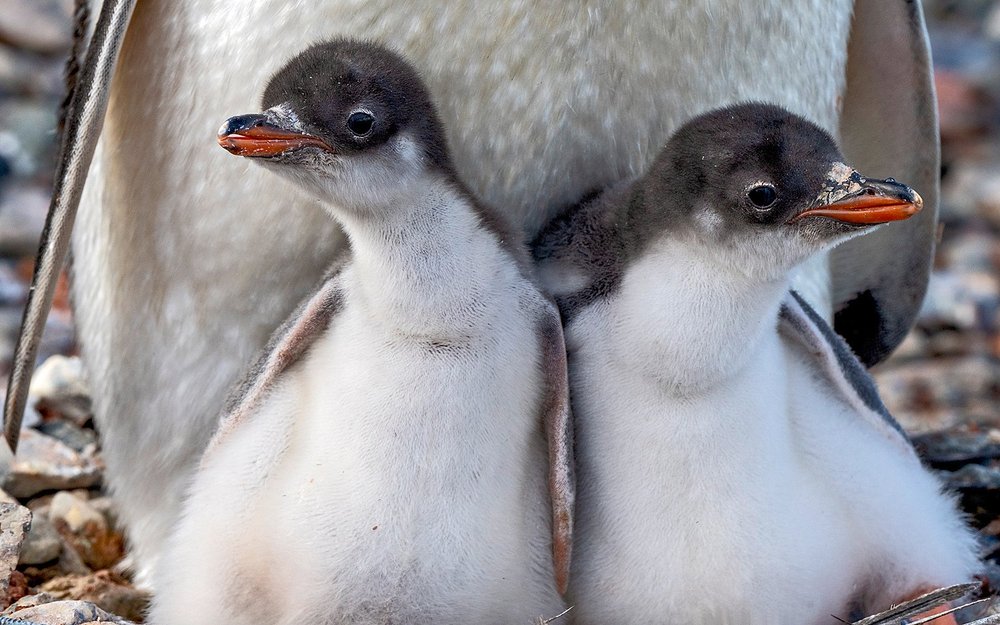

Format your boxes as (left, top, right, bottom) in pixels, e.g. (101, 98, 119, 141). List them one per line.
(34, 422, 95, 455)
(18, 513, 60, 565)
(0, 185, 48, 258)
(0, 430, 102, 499)
(0, 502, 30, 602)
(2, 599, 135, 625)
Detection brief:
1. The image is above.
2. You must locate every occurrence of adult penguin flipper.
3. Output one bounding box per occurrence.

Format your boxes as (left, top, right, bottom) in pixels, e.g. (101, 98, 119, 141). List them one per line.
(205, 262, 347, 459)
(832, 0, 939, 367)
(537, 302, 575, 596)
(2, 0, 137, 453)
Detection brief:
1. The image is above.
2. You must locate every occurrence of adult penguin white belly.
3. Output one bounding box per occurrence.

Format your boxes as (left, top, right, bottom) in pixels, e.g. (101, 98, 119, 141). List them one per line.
(69, 0, 938, 580)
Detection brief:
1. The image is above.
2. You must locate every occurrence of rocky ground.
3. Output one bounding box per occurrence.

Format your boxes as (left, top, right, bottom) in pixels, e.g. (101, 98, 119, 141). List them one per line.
(1, 0, 1000, 623)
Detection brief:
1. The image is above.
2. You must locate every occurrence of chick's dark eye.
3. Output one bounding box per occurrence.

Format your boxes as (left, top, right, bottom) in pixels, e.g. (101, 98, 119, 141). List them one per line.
(347, 111, 374, 137)
(747, 184, 777, 209)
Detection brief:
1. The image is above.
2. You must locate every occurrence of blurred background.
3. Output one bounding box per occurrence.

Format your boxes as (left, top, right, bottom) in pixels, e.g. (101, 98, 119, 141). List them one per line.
(0, 0, 999, 620)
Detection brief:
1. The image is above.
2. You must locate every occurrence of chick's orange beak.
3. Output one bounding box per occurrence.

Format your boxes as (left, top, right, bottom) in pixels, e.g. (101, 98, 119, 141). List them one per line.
(217, 114, 332, 158)
(791, 166, 923, 226)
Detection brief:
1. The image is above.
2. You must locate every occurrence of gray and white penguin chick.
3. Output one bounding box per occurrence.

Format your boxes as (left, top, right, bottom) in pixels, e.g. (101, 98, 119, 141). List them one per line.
(149, 40, 574, 625)
(533, 103, 979, 625)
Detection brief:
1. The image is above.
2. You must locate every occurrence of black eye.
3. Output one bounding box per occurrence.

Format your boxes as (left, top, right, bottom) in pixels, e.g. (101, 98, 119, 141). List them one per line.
(747, 184, 777, 209)
(347, 111, 374, 137)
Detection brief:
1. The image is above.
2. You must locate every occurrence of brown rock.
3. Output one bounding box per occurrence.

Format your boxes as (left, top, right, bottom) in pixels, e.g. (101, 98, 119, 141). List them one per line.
(59, 522, 124, 572)
(85, 498, 118, 531)
(48, 494, 123, 571)
(7, 569, 28, 604)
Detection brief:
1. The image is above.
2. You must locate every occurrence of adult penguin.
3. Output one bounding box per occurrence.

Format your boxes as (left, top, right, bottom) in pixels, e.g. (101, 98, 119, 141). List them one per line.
(12, 0, 938, 582)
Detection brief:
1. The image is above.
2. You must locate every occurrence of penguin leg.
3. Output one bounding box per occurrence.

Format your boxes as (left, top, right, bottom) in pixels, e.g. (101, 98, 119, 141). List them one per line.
(537, 302, 575, 596)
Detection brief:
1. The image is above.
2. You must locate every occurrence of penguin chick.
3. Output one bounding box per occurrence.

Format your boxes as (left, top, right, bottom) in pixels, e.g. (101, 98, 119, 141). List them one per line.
(150, 40, 573, 625)
(533, 103, 978, 625)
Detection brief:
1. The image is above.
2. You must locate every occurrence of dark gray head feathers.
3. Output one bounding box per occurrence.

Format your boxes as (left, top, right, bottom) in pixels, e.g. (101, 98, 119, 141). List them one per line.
(262, 39, 450, 170)
(533, 103, 844, 317)
(641, 103, 842, 231)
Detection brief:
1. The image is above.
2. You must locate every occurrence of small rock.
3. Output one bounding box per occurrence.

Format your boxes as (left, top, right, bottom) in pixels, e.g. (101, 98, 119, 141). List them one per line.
(48, 493, 123, 571)
(0, 489, 19, 506)
(35, 421, 97, 454)
(0, 103, 58, 177)
(0, 184, 48, 257)
(7, 569, 28, 604)
(943, 463, 1000, 491)
(48, 492, 104, 534)
(4, 599, 135, 625)
(19, 512, 61, 565)
(0, 501, 31, 602)
(913, 427, 1000, 467)
(40, 572, 150, 623)
(0, 260, 27, 306)
(0, 1, 72, 56)
(3, 591, 56, 612)
(918, 270, 1000, 333)
(941, 462, 1000, 525)
(53, 535, 90, 578)
(30, 356, 92, 427)
(0, 429, 102, 498)
(65, 490, 90, 502)
(942, 162, 1000, 224)
(86, 498, 118, 531)
(25, 498, 53, 513)
(925, 328, 989, 358)
(940, 227, 1000, 273)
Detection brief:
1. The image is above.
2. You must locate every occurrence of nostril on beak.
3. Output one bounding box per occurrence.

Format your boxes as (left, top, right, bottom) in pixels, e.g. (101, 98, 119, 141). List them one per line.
(218, 114, 265, 137)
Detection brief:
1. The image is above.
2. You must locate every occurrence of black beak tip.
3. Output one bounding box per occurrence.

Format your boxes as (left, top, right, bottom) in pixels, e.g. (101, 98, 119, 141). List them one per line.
(218, 113, 266, 138)
(870, 178, 919, 203)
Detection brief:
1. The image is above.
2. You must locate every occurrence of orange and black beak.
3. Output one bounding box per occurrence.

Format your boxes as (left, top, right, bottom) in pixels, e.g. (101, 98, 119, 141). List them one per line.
(791, 167, 922, 226)
(217, 114, 332, 158)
